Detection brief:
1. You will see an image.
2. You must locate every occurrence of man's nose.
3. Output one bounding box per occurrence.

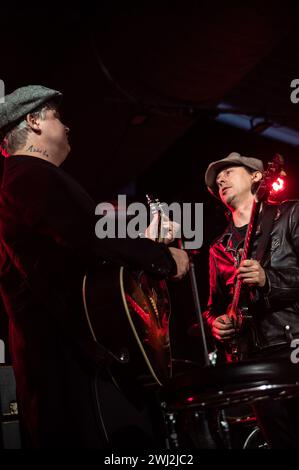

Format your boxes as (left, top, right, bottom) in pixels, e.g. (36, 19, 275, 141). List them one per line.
(218, 175, 227, 187)
(65, 126, 70, 134)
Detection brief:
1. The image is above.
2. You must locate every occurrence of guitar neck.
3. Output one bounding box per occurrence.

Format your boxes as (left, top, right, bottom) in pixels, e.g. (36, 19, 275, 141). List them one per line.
(156, 211, 163, 243)
(230, 198, 261, 315)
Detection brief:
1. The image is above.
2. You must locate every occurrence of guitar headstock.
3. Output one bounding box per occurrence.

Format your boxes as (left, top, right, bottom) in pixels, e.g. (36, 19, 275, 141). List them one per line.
(145, 194, 165, 215)
(145, 194, 169, 243)
(256, 153, 286, 202)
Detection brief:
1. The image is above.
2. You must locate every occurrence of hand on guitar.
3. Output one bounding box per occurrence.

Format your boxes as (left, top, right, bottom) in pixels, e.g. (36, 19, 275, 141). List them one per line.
(211, 314, 236, 342)
(168, 247, 189, 280)
(236, 259, 266, 287)
(144, 213, 180, 245)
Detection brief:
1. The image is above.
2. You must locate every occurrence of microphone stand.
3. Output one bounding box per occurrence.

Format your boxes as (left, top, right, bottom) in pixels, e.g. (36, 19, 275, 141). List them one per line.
(179, 241, 211, 368)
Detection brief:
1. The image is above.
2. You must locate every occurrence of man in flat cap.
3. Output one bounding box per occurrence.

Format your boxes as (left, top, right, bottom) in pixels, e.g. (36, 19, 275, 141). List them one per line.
(0, 85, 189, 448)
(202, 152, 299, 448)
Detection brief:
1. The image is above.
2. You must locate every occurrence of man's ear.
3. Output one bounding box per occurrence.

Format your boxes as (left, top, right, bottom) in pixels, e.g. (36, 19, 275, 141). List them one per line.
(25, 113, 41, 133)
(252, 171, 263, 182)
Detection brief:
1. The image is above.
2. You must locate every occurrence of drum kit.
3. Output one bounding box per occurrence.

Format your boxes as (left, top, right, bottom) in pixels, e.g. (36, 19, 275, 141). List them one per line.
(161, 355, 299, 449)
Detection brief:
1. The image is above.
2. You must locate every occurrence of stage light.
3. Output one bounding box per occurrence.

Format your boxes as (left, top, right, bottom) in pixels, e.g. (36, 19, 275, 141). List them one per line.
(186, 396, 195, 403)
(272, 177, 285, 192)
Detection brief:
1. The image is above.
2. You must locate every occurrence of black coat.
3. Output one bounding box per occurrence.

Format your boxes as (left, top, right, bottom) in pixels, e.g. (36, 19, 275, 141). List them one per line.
(0, 155, 176, 447)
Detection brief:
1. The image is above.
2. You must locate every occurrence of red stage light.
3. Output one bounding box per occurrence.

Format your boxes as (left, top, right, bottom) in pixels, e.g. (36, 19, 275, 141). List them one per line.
(186, 396, 195, 403)
(272, 177, 285, 192)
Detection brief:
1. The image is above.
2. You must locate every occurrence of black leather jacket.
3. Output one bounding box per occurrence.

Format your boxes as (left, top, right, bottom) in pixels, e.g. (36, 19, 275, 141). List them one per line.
(203, 200, 299, 353)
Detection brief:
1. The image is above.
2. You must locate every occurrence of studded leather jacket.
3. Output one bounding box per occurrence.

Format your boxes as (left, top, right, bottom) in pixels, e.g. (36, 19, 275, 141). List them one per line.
(203, 200, 299, 354)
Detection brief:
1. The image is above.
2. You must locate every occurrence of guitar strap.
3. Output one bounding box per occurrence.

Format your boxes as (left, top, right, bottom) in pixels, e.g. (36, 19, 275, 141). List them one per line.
(254, 203, 278, 265)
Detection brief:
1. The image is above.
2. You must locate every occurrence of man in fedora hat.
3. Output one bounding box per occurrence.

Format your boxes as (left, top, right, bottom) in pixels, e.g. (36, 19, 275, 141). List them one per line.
(0, 85, 189, 448)
(203, 152, 299, 448)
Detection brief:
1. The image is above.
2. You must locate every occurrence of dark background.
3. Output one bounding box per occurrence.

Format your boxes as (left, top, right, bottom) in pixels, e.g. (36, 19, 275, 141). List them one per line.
(1, 1, 299, 363)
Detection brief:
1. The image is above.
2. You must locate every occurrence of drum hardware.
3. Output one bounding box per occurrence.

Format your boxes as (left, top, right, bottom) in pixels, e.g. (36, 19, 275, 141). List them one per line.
(169, 382, 299, 410)
(218, 409, 232, 449)
(223, 405, 268, 449)
(162, 399, 269, 449)
(161, 408, 180, 449)
(164, 358, 299, 448)
(161, 406, 218, 449)
(242, 426, 268, 449)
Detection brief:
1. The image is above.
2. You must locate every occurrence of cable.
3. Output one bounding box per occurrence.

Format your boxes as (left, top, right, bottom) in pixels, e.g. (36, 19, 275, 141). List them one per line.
(92, 368, 110, 445)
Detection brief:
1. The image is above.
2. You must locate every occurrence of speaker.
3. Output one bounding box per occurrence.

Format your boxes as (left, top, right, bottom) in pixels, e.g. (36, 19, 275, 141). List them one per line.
(0, 366, 21, 448)
(0, 420, 21, 449)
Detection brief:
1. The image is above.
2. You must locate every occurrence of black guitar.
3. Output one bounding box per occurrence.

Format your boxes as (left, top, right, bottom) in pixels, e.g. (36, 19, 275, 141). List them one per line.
(82, 196, 172, 386)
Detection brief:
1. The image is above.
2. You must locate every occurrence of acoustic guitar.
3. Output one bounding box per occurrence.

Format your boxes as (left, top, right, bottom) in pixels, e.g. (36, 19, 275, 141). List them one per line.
(82, 196, 172, 386)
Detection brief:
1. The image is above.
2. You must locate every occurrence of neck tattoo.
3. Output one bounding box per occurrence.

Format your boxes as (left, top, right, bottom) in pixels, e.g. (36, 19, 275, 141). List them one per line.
(26, 145, 49, 158)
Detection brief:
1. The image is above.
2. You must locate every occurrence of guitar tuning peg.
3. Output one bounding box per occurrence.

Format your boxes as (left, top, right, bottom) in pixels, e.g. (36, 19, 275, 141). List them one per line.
(145, 193, 153, 204)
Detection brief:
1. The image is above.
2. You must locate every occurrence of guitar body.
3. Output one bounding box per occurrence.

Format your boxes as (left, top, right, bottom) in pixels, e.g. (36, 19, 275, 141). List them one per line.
(82, 262, 172, 386)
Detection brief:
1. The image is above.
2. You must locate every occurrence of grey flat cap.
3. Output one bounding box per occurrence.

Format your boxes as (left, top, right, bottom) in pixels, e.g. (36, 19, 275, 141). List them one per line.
(205, 152, 264, 198)
(0, 85, 62, 135)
